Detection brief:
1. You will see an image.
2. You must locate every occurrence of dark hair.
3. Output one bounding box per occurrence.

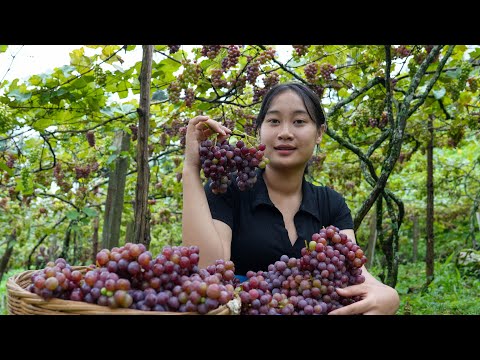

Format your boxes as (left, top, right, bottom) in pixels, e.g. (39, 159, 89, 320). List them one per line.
(255, 82, 327, 133)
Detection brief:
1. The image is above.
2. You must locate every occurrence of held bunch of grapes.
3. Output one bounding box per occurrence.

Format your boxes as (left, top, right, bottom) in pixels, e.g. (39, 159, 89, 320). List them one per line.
(28, 243, 238, 314)
(238, 225, 367, 315)
(199, 138, 269, 194)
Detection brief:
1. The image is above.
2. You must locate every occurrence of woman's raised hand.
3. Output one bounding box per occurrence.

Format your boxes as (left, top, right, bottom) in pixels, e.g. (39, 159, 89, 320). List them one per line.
(184, 116, 232, 170)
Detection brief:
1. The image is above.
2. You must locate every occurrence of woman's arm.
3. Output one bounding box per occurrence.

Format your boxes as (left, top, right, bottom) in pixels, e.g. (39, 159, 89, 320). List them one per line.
(182, 116, 233, 268)
(328, 229, 400, 315)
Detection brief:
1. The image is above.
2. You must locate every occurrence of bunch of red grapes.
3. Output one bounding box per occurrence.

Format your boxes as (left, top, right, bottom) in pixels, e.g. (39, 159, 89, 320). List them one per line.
(238, 225, 367, 315)
(29, 243, 238, 314)
(199, 138, 269, 194)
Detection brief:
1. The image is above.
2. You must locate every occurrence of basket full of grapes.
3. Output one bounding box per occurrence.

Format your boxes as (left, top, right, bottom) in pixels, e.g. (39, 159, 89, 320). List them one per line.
(6, 243, 241, 315)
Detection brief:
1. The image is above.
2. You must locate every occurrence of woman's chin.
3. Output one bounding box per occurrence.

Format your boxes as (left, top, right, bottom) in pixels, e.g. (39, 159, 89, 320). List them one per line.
(266, 161, 305, 172)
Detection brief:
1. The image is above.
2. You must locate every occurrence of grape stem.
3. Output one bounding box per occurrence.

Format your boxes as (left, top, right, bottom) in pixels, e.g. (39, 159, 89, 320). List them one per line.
(230, 132, 246, 138)
(230, 132, 259, 147)
(203, 120, 259, 147)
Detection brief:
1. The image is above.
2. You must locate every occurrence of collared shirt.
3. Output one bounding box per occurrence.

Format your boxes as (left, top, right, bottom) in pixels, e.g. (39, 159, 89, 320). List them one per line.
(204, 169, 354, 275)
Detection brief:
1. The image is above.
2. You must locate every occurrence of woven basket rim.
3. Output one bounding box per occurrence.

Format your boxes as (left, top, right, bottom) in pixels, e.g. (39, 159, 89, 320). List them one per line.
(7, 266, 239, 315)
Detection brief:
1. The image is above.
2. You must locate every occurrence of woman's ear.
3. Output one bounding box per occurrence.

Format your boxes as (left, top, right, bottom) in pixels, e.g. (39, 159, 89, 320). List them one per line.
(316, 123, 326, 144)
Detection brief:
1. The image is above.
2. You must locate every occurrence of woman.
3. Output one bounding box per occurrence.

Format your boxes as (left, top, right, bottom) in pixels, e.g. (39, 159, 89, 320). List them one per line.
(182, 82, 399, 315)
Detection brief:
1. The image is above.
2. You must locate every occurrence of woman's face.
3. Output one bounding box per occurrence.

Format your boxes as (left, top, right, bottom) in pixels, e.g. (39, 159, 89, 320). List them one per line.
(259, 90, 323, 171)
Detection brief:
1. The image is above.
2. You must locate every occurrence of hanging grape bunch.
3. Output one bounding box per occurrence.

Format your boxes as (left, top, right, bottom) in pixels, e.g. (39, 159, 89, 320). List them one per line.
(238, 225, 367, 315)
(199, 132, 270, 194)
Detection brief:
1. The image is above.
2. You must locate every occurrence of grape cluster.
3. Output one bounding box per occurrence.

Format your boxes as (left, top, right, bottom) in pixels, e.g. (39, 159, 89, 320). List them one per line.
(253, 87, 268, 102)
(29, 244, 238, 314)
(94, 66, 107, 86)
(201, 45, 222, 59)
(229, 75, 247, 93)
(167, 80, 181, 103)
(393, 45, 411, 58)
(293, 45, 310, 57)
(246, 61, 260, 85)
(210, 68, 228, 88)
(184, 88, 195, 107)
(199, 139, 268, 193)
(53, 162, 70, 192)
(168, 45, 181, 54)
(0, 198, 8, 210)
(74, 165, 91, 179)
(424, 45, 434, 54)
(6, 153, 15, 168)
(304, 63, 318, 83)
(309, 85, 325, 98)
(263, 72, 280, 89)
(238, 225, 367, 315)
(181, 60, 201, 85)
(86, 130, 95, 147)
(468, 78, 478, 93)
(257, 48, 276, 64)
(221, 45, 241, 70)
(320, 64, 336, 80)
(129, 124, 138, 141)
(379, 111, 388, 128)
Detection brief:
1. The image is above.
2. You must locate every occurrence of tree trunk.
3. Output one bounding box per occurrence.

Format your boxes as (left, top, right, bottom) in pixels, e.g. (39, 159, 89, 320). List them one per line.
(92, 216, 99, 264)
(366, 209, 377, 269)
(426, 115, 435, 285)
(72, 230, 78, 265)
(0, 227, 16, 283)
(412, 215, 419, 262)
(134, 45, 153, 248)
(60, 224, 72, 261)
(125, 221, 134, 244)
(102, 130, 131, 249)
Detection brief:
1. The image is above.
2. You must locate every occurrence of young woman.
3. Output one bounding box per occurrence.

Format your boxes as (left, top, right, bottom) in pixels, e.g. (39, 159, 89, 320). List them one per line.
(182, 82, 400, 315)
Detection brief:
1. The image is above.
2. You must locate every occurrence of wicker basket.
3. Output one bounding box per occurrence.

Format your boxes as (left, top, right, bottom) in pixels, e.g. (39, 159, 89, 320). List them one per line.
(7, 267, 241, 315)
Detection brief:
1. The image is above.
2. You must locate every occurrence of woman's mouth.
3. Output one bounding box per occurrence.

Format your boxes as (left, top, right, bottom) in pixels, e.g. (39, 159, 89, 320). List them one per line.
(274, 145, 296, 155)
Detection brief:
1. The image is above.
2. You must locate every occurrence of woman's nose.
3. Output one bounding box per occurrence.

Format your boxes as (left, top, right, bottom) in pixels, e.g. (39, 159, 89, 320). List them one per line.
(277, 123, 293, 140)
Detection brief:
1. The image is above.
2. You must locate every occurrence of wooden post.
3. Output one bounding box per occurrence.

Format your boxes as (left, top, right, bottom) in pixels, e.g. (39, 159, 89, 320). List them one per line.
(134, 45, 153, 248)
(102, 130, 130, 249)
(366, 210, 377, 269)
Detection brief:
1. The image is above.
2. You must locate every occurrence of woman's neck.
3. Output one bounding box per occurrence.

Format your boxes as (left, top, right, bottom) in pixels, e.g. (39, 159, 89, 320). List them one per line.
(263, 166, 304, 196)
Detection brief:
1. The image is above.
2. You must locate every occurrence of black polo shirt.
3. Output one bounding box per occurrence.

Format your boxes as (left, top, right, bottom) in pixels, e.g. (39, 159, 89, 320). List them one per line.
(204, 169, 354, 275)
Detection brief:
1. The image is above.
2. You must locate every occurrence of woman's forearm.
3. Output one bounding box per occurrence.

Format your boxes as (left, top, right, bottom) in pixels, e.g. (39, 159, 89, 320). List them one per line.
(182, 166, 225, 267)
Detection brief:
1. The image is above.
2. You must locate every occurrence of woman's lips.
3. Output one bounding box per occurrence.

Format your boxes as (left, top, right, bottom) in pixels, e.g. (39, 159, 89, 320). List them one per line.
(274, 146, 296, 155)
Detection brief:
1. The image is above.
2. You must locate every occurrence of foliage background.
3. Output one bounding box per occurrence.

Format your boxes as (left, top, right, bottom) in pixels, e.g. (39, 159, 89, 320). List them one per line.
(0, 45, 479, 314)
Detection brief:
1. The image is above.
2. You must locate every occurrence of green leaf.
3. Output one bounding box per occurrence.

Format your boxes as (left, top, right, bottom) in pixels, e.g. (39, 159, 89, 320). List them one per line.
(0, 45, 7, 53)
(338, 88, 350, 98)
(468, 47, 480, 60)
(157, 57, 181, 77)
(152, 90, 168, 101)
(196, 102, 212, 111)
(71, 77, 88, 89)
(32, 118, 53, 132)
(82, 207, 97, 217)
(28, 75, 43, 86)
(66, 210, 79, 220)
(102, 45, 120, 58)
(445, 68, 461, 79)
(0, 162, 13, 176)
(433, 88, 446, 99)
(107, 154, 118, 164)
(7, 89, 32, 102)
